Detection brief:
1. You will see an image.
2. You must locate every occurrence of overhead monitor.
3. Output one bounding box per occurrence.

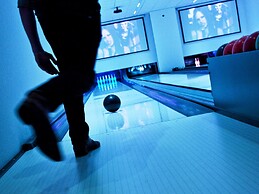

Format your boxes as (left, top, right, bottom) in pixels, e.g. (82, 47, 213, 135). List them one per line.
(97, 17, 149, 59)
(178, 0, 241, 43)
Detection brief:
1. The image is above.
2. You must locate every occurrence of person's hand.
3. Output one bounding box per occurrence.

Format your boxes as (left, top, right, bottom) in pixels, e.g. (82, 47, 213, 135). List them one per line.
(34, 51, 59, 75)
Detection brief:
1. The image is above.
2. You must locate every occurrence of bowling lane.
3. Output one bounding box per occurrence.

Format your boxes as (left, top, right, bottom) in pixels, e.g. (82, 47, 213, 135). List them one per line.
(135, 73, 211, 90)
(83, 82, 186, 136)
(2, 80, 259, 194)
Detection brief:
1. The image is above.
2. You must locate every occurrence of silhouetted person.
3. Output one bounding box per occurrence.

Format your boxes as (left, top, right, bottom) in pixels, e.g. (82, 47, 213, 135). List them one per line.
(17, 0, 102, 161)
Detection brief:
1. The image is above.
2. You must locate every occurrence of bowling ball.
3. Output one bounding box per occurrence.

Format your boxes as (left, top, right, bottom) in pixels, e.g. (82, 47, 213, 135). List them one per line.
(243, 31, 259, 52)
(223, 40, 237, 55)
(232, 35, 248, 54)
(103, 94, 121, 113)
(216, 43, 228, 56)
(255, 33, 259, 50)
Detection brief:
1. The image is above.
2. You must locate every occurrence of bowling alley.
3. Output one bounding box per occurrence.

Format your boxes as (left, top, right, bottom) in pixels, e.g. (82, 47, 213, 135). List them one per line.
(1, 0, 259, 193)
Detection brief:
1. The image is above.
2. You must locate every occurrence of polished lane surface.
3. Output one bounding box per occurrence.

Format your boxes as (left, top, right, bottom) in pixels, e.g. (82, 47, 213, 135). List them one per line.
(84, 82, 186, 136)
(135, 73, 211, 90)
(1, 81, 259, 194)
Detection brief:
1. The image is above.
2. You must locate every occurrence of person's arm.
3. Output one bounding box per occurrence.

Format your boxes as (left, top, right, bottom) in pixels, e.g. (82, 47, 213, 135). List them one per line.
(19, 7, 59, 75)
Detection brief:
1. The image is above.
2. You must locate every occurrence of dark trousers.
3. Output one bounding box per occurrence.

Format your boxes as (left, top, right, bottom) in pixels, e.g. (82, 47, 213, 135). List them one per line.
(26, 4, 101, 146)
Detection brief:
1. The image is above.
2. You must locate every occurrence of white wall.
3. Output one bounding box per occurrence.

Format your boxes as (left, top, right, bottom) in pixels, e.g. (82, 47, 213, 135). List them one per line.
(95, 14, 157, 73)
(150, 8, 185, 72)
(242, 0, 259, 33)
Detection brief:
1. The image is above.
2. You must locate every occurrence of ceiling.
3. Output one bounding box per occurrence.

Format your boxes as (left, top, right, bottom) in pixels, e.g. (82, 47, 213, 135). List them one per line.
(99, 0, 216, 23)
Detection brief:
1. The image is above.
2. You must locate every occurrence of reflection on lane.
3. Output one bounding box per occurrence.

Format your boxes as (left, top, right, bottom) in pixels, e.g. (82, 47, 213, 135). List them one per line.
(85, 82, 186, 135)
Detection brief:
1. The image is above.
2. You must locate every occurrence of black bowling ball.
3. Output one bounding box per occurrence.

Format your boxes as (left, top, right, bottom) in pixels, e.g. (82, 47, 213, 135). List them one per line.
(216, 43, 228, 56)
(103, 94, 121, 113)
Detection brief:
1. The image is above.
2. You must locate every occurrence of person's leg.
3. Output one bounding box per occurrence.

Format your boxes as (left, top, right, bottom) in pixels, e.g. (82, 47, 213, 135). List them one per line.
(17, 67, 99, 159)
(35, 4, 102, 157)
(63, 94, 100, 157)
(17, 77, 64, 161)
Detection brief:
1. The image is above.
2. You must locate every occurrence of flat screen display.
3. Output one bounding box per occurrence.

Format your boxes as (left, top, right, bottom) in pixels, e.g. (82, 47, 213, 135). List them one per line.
(178, 0, 241, 43)
(97, 17, 149, 60)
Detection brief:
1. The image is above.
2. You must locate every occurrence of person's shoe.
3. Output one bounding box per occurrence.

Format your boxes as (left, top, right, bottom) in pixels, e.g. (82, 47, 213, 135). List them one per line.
(17, 100, 62, 162)
(74, 138, 100, 158)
